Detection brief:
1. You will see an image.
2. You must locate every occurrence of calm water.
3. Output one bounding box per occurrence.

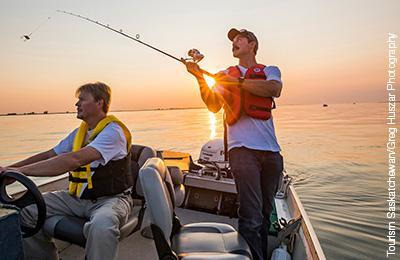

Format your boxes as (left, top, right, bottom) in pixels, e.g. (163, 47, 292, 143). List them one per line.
(0, 103, 398, 259)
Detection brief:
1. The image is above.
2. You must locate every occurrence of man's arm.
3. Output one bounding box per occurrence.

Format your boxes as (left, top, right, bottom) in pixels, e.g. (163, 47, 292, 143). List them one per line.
(16, 146, 101, 177)
(0, 149, 58, 183)
(241, 79, 282, 97)
(216, 74, 282, 98)
(197, 77, 224, 113)
(8, 149, 57, 168)
(186, 62, 224, 113)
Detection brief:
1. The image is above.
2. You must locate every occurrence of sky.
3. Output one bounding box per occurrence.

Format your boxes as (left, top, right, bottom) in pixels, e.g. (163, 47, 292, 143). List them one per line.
(0, 0, 398, 114)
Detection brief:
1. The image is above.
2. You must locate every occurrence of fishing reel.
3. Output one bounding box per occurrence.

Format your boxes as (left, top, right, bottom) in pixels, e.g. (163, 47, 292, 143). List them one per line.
(183, 49, 205, 63)
(181, 48, 215, 77)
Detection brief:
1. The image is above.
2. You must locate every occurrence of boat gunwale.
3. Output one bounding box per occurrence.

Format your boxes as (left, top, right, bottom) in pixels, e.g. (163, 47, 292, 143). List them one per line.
(288, 184, 326, 260)
(10, 173, 69, 196)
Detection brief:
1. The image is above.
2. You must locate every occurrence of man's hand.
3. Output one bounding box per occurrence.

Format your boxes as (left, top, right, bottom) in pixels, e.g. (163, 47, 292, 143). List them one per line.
(0, 166, 18, 185)
(185, 62, 203, 79)
(0, 166, 11, 175)
(215, 72, 238, 90)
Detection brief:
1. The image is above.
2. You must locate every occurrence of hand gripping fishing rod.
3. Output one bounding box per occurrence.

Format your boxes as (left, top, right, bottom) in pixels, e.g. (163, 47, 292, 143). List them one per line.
(56, 10, 215, 78)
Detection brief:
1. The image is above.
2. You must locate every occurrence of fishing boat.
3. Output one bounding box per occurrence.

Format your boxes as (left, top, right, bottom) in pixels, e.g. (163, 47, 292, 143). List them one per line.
(1, 139, 325, 260)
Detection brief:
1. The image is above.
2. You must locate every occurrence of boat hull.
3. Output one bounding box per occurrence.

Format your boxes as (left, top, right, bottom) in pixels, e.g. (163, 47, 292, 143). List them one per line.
(8, 162, 325, 260)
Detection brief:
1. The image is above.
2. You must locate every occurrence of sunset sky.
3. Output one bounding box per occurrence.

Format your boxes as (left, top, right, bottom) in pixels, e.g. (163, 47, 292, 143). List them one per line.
(0, 0, 398, 114)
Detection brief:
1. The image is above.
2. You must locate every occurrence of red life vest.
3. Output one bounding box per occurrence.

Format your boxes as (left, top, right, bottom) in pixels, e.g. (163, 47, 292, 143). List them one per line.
(223, 64, 275, 125)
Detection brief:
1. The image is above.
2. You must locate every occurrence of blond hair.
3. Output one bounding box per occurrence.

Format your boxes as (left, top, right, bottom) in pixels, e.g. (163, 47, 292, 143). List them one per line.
(75, 82, 112, 113)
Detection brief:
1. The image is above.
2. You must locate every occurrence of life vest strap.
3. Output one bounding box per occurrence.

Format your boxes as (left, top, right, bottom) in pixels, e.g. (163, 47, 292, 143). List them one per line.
(68, 174, 89, 183)
(72, 166, 97, 172)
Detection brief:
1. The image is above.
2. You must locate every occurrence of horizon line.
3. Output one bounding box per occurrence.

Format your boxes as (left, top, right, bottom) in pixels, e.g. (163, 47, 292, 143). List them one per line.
(0, 100, 392, 117)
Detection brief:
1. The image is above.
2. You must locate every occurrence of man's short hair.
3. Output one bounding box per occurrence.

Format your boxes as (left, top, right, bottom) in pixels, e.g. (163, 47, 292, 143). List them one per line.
(75, 82, 111, 113)
(228, 28, 258, 55)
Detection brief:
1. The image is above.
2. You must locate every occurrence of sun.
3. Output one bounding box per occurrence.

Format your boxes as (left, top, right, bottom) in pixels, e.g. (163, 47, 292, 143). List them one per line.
(204, 75, 216, 89)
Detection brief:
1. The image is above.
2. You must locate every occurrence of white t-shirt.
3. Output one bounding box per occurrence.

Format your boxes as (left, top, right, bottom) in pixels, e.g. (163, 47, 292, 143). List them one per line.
(53, 122, 128, 167)
(216, 65, 282, 152)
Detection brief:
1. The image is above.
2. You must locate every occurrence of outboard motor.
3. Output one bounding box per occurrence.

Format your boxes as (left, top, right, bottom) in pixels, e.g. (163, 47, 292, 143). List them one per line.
(199, 139, 227, 168)
(197, 139, 230, 179)
(183, 139, 237, 216)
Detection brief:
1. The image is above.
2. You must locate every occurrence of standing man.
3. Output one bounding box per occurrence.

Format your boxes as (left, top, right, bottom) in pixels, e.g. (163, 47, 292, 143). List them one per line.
(0, 82, 133, 260)
(186, 28, 284, 259)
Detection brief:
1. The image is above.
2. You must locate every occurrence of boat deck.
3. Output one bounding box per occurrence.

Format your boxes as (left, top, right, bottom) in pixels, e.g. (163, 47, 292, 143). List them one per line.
(8, 167, 325, 259)
(58, 207, 239, 260)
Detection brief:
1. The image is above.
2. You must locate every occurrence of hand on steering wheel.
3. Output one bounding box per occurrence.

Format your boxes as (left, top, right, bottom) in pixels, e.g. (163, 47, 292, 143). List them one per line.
(0, 170, 46, 237)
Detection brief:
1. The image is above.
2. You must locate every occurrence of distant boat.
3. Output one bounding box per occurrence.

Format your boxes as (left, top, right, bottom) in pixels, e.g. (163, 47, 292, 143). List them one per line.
(323, 104, 328, 107)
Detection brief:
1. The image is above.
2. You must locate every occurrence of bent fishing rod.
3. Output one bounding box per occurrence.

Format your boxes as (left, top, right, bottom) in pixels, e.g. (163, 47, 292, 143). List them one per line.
(56, 10, 215, 78)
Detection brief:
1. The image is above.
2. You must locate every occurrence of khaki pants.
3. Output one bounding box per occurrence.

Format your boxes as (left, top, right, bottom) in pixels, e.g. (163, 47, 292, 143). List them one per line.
(20, 190, 133, 260)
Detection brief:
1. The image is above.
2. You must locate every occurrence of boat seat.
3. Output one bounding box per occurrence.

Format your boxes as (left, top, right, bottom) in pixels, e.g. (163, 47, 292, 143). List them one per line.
(43, 144, 157, 247)
(172, 222, 252, 259)
(167, 166, 185, 207)
(139, 157, 252, 260)
(139, 165, 185, 239)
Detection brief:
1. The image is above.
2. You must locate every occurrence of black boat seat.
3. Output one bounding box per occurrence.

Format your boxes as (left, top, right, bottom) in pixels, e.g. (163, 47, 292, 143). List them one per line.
(43, 208, 140, 247)
(139, 158, 252, 260)
(43, 145, 157, 247)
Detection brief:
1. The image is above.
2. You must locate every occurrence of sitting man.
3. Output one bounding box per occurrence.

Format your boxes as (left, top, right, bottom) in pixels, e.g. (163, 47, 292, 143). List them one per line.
(0, 82, 133, 260)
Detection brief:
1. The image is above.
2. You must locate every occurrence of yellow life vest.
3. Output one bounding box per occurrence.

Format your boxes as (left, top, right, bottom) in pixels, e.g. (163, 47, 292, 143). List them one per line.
(68, 115, 132, 198)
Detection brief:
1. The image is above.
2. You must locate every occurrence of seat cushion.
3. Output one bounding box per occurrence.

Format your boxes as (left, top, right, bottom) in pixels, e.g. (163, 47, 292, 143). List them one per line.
(171, 222, 252, 259)
(179, 253, 250, 260)
(174, 184, 185, 207)
(43, 209, 139, 247)
(44, 215, 87, 247)
(119, 212, 139, 239)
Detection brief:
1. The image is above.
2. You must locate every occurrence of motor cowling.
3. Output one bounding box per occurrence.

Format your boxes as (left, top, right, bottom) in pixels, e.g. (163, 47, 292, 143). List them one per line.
(198, 139, 228, 169)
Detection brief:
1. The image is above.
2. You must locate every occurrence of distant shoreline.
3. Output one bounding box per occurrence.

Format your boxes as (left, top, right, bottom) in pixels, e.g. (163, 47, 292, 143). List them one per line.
(0, 107, 204, 117)
(0, 101, 397, 117)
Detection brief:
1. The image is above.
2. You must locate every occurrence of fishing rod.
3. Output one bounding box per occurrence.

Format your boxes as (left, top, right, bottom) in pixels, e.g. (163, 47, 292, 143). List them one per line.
(56, 10, 215, 78)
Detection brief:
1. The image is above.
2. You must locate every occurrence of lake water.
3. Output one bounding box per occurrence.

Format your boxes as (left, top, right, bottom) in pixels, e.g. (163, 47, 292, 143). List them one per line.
(0, 102, 398, 259)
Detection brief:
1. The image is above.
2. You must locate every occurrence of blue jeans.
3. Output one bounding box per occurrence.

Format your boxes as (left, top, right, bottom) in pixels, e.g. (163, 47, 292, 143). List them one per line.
(229, 147, 283, 260)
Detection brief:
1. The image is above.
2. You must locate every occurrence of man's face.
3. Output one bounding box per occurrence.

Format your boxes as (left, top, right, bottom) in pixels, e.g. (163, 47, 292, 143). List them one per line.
(75, 91, 103, 120)
(232, 34, 256, 58)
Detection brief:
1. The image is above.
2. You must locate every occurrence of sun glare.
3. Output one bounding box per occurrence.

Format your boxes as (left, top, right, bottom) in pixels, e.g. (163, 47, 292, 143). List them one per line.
(204, 75, 216, 89)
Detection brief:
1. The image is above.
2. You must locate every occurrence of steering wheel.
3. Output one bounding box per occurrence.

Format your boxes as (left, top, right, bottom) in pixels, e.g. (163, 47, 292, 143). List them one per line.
(0, 170, 46, 238)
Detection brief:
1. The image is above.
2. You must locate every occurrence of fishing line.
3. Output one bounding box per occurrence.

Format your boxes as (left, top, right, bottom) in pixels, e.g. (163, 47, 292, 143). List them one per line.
(21, 16, 51, 41)
(56, 10, 215, 77)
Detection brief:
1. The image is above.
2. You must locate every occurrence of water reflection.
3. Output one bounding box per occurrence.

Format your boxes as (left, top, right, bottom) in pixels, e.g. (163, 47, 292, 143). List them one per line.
(209, 112, 217, 139)
(0, 103, 393, 259)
